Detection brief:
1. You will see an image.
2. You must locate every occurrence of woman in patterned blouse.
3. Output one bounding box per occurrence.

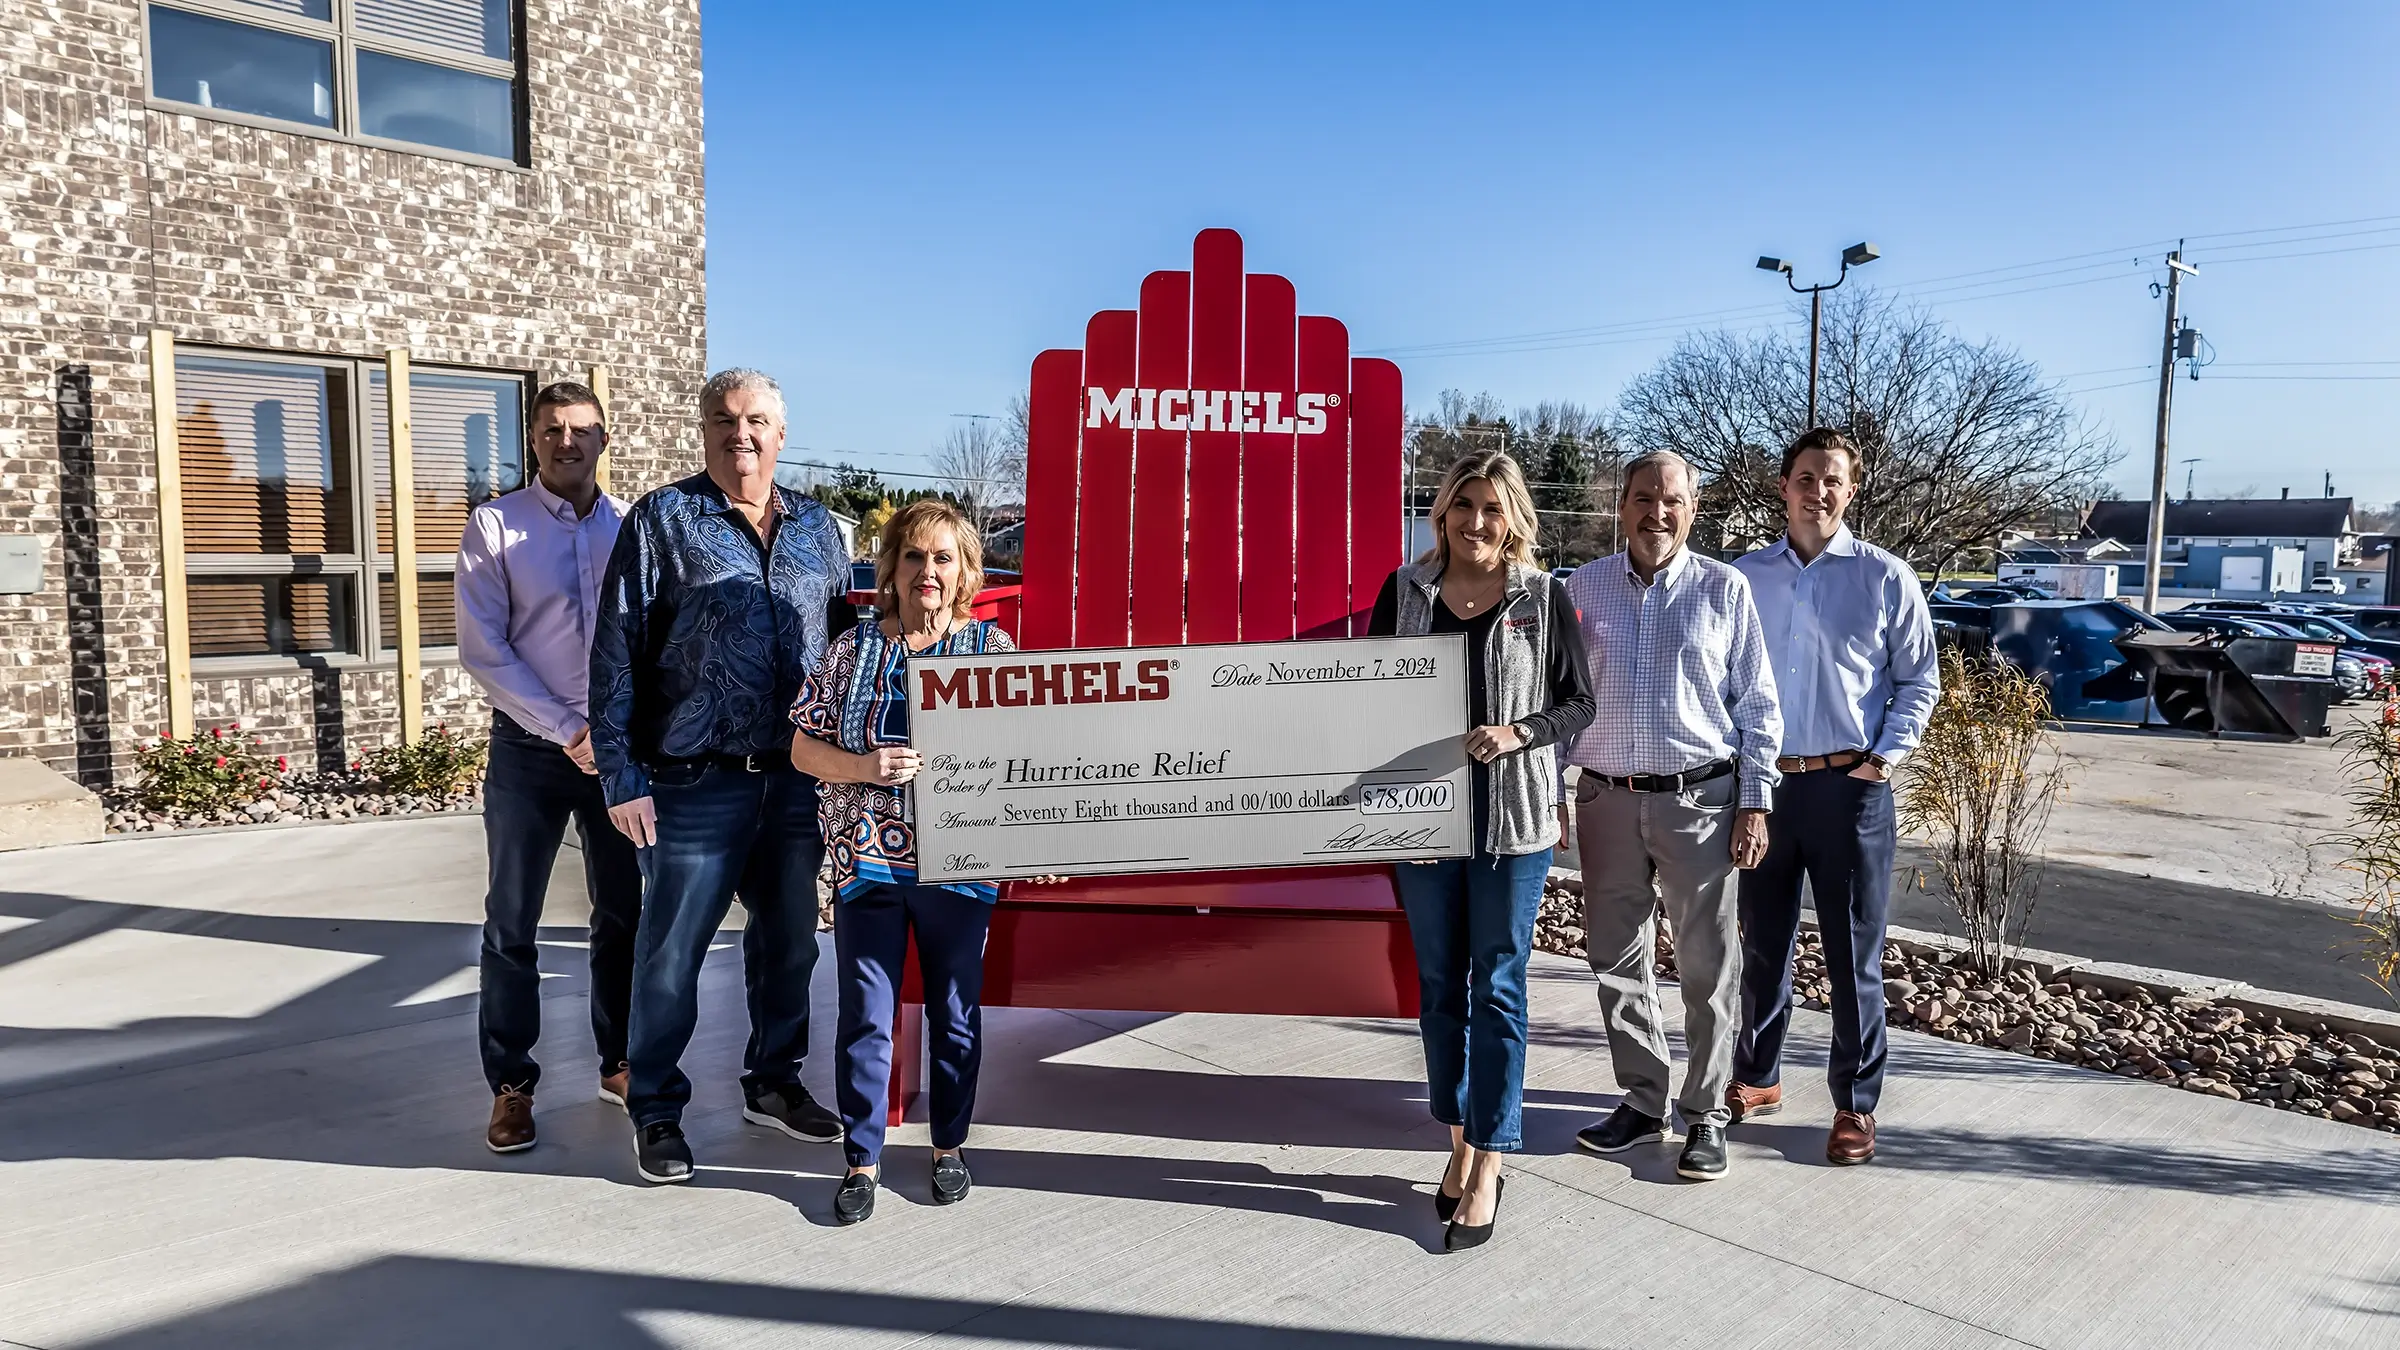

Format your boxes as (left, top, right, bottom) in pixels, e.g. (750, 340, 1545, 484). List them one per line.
(789, 498, 1012, 1225)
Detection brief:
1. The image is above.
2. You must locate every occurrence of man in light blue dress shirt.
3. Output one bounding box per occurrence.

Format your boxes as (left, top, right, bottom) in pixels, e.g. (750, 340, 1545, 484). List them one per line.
(455, 381, 639, 1155)
(1727, 428, 1939, 1166)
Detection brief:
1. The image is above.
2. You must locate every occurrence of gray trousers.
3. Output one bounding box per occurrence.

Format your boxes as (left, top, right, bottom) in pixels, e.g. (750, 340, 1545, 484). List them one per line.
(1575, 772, 1743, 1129)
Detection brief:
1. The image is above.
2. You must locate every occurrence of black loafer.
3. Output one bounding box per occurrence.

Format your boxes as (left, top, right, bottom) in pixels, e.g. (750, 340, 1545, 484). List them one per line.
(632, 1120, 693, 1185)
(1576, 1105, 1667, 1155)
(931, 1151, 971, 1206)
(834, 1170, 878, 1225)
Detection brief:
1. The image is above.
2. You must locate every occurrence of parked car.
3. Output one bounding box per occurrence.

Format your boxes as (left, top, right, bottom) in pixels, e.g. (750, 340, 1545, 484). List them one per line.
(2349, 607, 2400, 642)
(2168, 612, 2384, 701)
(2224, 609, 2400, 665)
(1948, 584, 2052, 606)
(2309, 576, 2348, 595)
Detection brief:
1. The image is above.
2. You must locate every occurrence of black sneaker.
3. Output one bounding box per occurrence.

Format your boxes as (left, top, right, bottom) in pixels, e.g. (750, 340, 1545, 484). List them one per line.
(742, 1083, 841, 1143)
(834, 1170, 878, 1225)
(1677, 1122, 1729, 1181)
(931, 1151, 971, 1206)
(633, 1120, 694, 1185)
(1576, 1105, 1668, 1155)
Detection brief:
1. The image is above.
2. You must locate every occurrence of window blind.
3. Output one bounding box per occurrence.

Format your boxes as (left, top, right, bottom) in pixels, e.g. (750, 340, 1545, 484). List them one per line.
(353, 0, 511, 61)
(377, 572, 459, 648)
(368, 369, 525, 560)
(189, 575, 354, 658)
(175, 356, 355, 556)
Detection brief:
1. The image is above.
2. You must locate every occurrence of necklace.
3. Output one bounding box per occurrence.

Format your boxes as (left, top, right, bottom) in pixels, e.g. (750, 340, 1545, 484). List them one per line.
(1446, 568, 1507, 613)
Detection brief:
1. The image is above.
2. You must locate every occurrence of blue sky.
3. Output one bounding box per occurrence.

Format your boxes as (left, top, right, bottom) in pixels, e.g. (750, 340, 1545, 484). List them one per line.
(700, 2, 2400, 507)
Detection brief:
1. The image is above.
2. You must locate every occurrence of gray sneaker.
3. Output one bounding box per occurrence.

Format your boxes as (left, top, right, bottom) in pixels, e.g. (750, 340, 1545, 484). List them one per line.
(742, 1083, 842, 1143)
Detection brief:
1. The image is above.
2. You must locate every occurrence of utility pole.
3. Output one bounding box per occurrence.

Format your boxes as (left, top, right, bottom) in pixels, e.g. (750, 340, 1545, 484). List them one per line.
(2141, 244, 2197, 613)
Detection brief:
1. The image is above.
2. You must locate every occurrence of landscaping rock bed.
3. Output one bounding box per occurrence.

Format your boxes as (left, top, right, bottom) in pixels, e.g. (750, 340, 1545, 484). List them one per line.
(100, 771, 481, 833)
(1538, 873, 2400, 1135)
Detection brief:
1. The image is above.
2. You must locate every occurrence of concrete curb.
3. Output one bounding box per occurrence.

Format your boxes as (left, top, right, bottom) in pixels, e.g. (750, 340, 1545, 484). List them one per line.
(81, 804, 484, 846)
(1544, 863, 2400, 1048)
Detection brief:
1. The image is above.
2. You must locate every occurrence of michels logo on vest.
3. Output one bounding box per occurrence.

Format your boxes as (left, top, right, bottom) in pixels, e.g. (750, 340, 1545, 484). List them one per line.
(919, 659, 1172, 711)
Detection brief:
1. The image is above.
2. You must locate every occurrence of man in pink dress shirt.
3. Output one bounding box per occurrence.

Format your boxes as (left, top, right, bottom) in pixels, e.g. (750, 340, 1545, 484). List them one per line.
(456, 381, 640, 1153)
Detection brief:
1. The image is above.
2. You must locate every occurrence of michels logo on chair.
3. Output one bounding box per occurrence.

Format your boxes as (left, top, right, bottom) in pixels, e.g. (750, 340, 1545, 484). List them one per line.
(1021, 228, 1406, 652)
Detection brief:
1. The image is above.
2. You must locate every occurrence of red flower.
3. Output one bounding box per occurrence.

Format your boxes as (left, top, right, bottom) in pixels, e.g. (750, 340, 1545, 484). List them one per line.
(275, 756, 289, 771)
(183, 745, 197, 756)
(213, 756, 228, 768)
(210, 726, 223, 740)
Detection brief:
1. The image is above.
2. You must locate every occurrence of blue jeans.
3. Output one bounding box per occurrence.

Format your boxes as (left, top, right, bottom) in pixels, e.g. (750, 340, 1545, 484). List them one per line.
(1735, 767, 1897, 1113)
(477, 712, 641, 1095)
(833, 882, 992, 1168)
(625, 760, 825, 1128)
(1394, 848, 1551, 1152)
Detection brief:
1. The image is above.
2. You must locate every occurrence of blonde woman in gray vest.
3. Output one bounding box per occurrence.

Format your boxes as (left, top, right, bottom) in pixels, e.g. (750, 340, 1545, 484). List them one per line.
(1367, 449, 1593, 1251)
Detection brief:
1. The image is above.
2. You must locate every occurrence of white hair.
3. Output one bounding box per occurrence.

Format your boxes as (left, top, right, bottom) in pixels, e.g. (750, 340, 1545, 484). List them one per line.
(1619, 449, 1698, 503)
(699, 368, 786, 423)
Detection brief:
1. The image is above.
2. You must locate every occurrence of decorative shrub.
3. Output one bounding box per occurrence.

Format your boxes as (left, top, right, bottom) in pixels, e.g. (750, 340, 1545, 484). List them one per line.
(361, 723, 489, 795)
(1897, 647, 2068, 976)
(132, 723, 286, 813)
(2334, 670, 2400, 1003)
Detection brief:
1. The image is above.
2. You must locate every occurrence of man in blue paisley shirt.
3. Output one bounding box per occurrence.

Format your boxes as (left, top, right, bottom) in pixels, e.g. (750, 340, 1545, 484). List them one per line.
(591, 367, 856, 1184)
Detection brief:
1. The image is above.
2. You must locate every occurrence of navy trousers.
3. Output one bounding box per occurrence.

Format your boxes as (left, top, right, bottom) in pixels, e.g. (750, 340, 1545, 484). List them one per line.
(478, 712, 642, 1095)
(833, 882, 992, 1169)
(1394, 848, 1551, 1152)
(625, 761, 825, 1129)
(1734, 766, 1897, 1114)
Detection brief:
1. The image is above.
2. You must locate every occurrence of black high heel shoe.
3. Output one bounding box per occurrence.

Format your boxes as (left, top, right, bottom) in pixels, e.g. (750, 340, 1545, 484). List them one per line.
(1434, 1153, 1466, 1223)
(1443, 1176, 1505, 1252)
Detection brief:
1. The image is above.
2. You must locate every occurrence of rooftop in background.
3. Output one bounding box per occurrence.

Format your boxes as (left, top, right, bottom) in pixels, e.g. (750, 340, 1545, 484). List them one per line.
(2084, 497, 2356, 544)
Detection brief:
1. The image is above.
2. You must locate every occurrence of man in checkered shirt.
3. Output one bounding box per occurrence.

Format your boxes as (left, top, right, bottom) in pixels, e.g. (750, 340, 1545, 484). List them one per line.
(1562, 450, 1781, 1183)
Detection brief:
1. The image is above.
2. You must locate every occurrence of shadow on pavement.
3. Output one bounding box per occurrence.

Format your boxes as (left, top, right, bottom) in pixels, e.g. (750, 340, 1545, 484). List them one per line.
(71, 1256, 1578, 1350)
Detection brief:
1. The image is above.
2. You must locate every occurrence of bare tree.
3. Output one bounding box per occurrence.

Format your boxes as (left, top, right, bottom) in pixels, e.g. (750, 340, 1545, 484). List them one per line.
(933, 417, 1016, 541)
(1615, 291, 2118, 571)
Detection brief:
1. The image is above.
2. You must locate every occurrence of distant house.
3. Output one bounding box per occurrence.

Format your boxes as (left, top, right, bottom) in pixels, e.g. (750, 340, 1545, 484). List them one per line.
(2081, 496, 2358, 598)
(1996, 534, 2135, 566)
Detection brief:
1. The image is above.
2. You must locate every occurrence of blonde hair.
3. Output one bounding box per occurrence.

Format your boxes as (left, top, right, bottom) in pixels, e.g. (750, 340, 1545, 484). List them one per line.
(876, 498, 985, 620)
(1419, 449, 1539, 570)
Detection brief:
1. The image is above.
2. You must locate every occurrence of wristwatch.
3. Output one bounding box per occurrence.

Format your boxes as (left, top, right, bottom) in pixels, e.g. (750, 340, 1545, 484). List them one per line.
(1865, 753, 1892, 776)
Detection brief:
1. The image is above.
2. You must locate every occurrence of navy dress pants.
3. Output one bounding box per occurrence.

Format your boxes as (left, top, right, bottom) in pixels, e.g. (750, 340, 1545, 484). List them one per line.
(478, 712, 641, 1095)
(1734, 766, 1897, 1114)
(625, 761, 825, 1129)
(833, 882, 993, 1169)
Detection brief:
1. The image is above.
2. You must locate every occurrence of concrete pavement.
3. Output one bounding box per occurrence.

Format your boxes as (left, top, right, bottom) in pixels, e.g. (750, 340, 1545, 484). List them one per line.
(3, 818, 2399, 1349)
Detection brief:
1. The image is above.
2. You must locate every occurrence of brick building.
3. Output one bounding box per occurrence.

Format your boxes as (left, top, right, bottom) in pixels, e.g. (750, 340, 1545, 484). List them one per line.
(1, 0, 706, 784)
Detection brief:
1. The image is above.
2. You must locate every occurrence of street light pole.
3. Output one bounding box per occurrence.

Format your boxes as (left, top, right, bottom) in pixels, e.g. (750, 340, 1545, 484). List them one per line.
(1758, 243, 1880, 430)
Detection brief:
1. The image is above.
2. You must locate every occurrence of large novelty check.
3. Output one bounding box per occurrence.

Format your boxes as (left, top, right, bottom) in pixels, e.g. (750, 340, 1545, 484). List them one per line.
(910, 635, 1473, 883)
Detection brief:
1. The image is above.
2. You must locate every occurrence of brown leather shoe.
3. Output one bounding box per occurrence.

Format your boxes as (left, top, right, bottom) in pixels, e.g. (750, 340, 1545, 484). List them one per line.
(487, 1087, 536, 1153)
(1827, 1110, 1876, 1165)
(1725, 1081, 1782, 1123)
(599, 1063, 630, 1109)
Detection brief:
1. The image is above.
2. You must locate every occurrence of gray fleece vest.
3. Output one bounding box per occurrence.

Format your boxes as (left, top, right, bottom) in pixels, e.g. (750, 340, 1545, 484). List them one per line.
(1392, 559, 1562, 857)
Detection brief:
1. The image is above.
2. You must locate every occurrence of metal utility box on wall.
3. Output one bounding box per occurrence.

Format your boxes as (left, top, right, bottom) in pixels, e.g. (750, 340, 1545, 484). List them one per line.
(0, 537, 40, 595)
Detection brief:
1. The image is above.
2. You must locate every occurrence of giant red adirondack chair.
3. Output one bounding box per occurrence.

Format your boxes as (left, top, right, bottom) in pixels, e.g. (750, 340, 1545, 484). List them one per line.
(889, 229, 1417, 1120)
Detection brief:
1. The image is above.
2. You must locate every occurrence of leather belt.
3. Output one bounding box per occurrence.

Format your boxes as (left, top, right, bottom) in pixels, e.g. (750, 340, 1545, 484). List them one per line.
(1580, 758, 1735, 795)
(1777, 749, 1868, 774)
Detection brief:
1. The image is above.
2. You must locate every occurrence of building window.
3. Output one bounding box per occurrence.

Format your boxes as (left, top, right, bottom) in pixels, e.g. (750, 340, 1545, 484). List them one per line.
(175, 350, 526, 667)
(145, 1, 524, 165)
